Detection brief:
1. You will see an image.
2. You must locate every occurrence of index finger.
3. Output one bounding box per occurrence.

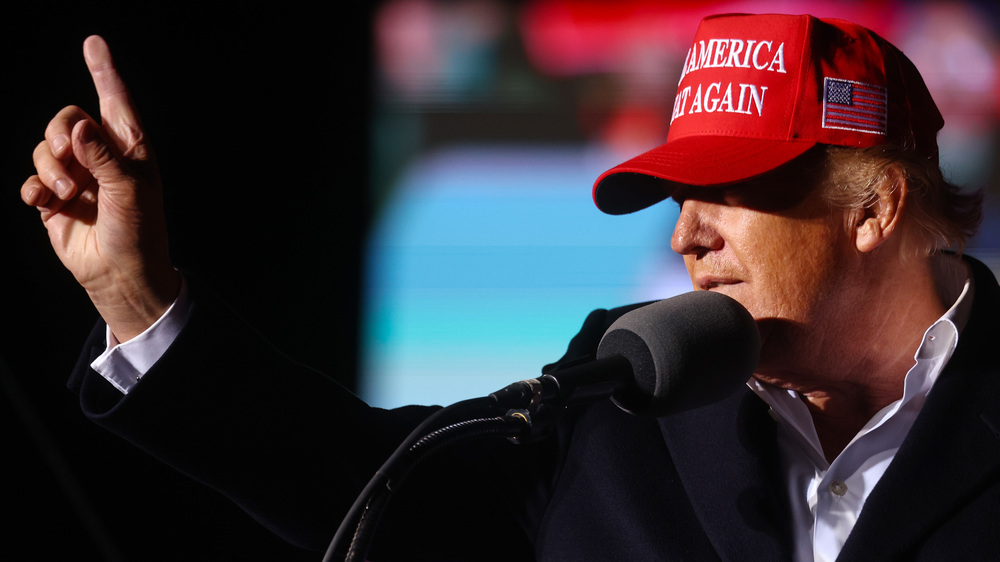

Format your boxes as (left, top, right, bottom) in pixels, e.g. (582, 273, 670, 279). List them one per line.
(83, 35, 145, 150)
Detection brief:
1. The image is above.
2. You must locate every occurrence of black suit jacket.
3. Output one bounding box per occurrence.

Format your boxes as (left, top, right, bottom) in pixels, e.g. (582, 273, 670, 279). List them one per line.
(69, 256, 1000, 560)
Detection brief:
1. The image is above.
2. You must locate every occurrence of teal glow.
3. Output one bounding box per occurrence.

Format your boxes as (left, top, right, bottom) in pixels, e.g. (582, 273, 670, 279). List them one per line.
(360, 145, 691, 408)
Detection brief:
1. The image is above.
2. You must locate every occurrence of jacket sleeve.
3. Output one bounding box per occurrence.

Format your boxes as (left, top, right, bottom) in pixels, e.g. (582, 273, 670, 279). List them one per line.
(68, 277, 643, 558)
(68, 279, 436, 552)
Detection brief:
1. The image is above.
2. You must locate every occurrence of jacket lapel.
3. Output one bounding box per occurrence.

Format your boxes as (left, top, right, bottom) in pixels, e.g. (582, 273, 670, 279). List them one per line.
(837, 353, 1000, 560)
(660, 389, 794, 561)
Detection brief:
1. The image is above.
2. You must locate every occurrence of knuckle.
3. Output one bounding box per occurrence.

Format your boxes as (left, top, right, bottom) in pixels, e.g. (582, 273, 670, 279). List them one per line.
(55, 104, 85, 118)
(32, 140, 50, 160)
(32, 141, 59, 170)
(48, 106, 88, 134)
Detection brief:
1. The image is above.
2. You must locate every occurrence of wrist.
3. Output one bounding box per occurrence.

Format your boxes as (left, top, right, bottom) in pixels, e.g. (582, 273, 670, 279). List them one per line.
(88, 263, 182, 342)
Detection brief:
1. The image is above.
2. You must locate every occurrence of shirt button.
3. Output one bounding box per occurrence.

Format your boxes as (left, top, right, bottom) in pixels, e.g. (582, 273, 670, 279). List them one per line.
(829, 481, 848, 496)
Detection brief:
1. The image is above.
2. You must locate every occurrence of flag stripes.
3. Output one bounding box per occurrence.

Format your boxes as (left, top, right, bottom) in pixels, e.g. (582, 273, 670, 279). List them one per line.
(822, 77, 887, 135)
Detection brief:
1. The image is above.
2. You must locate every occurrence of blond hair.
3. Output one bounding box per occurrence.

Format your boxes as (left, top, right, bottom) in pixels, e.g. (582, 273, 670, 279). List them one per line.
(817, 145, 983, 258)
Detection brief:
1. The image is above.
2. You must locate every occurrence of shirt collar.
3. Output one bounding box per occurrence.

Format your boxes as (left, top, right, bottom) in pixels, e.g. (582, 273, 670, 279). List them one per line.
(916, 253, 973, 360)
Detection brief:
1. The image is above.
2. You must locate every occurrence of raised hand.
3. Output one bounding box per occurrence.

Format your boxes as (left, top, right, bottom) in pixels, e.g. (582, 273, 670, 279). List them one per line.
(21, 36, 180, 342)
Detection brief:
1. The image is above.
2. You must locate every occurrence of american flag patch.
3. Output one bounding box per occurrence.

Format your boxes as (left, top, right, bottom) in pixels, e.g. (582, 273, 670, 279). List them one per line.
(822, 77, 887, 135)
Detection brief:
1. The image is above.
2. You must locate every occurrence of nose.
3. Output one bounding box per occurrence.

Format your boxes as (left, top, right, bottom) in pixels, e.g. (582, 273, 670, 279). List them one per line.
(670, 199, 722, 257)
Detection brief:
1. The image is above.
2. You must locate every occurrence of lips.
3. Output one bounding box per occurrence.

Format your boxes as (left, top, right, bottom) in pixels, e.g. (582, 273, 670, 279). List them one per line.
(696, 276, 742, 291)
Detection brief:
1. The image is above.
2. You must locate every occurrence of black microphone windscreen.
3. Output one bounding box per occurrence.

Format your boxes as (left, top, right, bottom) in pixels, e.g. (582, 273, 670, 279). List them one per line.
(596, 291, 760, 417)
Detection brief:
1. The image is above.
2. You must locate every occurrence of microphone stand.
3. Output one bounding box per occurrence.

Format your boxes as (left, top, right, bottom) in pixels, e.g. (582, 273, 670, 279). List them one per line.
(322, 356, 634, 562)
(322, 397, 532, 562)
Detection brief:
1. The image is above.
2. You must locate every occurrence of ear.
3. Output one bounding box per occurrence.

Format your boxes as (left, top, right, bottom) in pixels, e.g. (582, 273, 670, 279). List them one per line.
(854, 166, 907, 253)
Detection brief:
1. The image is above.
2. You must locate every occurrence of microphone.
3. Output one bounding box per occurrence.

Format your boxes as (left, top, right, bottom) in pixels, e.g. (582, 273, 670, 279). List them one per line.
(599, 290, 760, 416)
(490, 291, 760, 417)
(328, 291, 759, 561)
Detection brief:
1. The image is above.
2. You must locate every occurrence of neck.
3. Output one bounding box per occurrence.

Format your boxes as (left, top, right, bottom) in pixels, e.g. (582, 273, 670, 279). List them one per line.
(755, 254, 948, 462)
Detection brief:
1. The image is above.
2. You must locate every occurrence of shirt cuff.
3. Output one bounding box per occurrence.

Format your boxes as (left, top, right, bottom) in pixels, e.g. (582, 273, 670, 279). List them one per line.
(90, 277, 191, 394)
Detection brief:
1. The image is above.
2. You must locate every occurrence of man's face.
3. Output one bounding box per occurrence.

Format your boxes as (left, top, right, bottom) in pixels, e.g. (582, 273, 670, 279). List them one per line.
(668, 166, 856, 371)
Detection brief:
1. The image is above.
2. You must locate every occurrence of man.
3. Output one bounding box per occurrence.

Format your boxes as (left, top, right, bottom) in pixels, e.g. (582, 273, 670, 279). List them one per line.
(21, 13, 998, 561)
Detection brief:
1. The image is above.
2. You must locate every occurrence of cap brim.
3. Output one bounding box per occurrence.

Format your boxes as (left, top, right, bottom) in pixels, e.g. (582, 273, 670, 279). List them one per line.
(593, 136, 817, 215)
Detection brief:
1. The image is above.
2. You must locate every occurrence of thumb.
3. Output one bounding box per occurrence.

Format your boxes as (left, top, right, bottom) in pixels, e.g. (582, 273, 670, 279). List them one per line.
(72, 118, 135, 193)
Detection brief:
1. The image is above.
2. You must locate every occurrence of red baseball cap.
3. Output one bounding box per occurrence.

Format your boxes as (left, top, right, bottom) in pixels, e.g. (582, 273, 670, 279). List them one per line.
(592, 13, 944, 215)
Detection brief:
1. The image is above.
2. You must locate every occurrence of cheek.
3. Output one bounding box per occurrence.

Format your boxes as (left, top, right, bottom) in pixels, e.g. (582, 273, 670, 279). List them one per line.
(738, 218, 846, 318)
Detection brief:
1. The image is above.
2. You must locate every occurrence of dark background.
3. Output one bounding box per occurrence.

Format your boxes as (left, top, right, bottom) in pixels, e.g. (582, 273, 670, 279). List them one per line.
(1, 3, 370, 559)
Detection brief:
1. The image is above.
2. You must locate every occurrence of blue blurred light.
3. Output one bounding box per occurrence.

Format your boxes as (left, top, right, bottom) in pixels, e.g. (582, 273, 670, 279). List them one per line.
(360, 145, 692, 407)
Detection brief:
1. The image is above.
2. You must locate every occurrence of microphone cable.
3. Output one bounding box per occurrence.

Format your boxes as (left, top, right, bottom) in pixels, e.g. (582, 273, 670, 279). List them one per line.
(323, 397, 529, 562)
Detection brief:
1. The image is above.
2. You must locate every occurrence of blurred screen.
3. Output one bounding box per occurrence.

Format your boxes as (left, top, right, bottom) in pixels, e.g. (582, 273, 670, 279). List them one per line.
(361, 0, 1000, 407)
